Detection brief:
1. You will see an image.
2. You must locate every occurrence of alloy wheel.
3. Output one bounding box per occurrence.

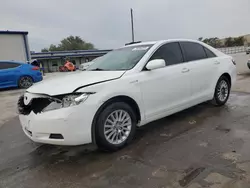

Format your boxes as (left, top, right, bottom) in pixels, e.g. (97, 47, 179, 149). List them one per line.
(104, 110, 132, 145)
(217, 80, 229, 102)
(19, 76, 33, 88)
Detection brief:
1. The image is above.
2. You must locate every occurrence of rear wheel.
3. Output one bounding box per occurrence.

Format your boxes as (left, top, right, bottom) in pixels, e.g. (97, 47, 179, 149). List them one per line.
(211, 76, 230, 106)
(95, 102, 137, 151)
(18, 76, 33, 89)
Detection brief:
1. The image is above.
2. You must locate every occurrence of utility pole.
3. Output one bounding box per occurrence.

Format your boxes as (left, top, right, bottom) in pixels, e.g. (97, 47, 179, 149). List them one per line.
(130, 8, 135, 42)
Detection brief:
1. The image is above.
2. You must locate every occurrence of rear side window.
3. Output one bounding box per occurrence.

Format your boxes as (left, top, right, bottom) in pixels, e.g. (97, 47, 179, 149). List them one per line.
(180, 42, 207, 62)
(149, 42, 183, 66)
(0, 62, 20, 70)
(203, 47, 216, 58)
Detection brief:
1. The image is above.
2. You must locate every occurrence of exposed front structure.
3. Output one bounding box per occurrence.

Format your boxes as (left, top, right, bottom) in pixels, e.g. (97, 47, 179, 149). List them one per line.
(0, 31, 30, 62)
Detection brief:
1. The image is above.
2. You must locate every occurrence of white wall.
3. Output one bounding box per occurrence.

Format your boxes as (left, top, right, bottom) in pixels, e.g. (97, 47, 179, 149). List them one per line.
(0, 34, 27, 62)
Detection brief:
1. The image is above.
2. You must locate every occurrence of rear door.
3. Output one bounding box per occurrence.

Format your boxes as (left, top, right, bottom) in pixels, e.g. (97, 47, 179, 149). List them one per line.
(0, 62, 21, 87)
(180, 42, 217, 101)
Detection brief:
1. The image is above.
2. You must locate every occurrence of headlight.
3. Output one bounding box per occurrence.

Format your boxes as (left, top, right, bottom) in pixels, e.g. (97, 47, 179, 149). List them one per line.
(62, 93, 90, 107)
(42, 93, 94, 112)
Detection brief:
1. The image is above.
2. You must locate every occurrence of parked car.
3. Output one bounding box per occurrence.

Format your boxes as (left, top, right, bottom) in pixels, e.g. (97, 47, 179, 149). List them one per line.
(79, 62, 94, 71)
(246, 47, 250, 54)
(0, 61, 43, 89)
(18, 39, 236, 151)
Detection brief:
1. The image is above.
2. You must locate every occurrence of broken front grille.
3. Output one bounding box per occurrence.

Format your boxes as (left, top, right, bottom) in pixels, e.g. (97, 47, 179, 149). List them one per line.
(18, 95, 53, 115)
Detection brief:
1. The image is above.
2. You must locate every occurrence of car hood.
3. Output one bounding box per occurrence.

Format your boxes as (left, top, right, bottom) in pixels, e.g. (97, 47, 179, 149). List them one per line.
(27, 71, 125, 95)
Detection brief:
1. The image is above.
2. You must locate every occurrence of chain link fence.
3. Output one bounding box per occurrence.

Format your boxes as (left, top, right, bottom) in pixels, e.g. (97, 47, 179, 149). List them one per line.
(217, 46, 246, 54)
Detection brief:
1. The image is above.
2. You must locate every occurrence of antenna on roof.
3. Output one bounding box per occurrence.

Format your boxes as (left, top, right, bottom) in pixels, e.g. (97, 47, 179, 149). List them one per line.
(125, 9, 141, 46)
(130, 8, 135, 43)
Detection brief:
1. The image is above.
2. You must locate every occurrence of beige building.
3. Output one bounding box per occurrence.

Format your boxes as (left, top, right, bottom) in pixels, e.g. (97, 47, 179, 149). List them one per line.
(243, 34, 250, 45)
(0, 31, 30, 62)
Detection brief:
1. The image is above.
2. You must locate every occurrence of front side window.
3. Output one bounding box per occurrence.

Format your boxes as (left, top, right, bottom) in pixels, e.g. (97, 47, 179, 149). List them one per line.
(180, 42, 207, 62)
(0, 62, 20, 70)
(87, 45, 153, 71)
(149, 42, 183, 66)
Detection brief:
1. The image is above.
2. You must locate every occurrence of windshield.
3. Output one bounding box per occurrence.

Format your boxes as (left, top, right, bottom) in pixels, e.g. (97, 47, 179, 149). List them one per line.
(87, 45, 153, 71)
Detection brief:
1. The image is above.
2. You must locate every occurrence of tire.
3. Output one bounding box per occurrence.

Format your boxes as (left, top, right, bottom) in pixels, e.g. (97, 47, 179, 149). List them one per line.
(211, 76, 231, 106)
(95, 102, 137, 151)
(18, 76, 33, 89)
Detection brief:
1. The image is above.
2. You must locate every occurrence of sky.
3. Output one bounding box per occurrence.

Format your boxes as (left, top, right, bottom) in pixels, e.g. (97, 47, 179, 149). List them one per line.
(1, 0, 250, 52)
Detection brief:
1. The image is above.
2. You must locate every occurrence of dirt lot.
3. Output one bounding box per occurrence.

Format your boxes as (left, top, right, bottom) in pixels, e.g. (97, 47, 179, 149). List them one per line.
(1, 54, 250, 188)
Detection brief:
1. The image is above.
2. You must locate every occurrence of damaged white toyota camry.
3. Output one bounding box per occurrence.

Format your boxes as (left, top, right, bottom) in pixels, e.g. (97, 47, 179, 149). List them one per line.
(18, 39, 236, 151)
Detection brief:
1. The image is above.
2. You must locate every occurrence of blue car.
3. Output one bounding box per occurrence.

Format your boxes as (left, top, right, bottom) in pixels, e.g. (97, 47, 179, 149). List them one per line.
(0, 61, 43, 89)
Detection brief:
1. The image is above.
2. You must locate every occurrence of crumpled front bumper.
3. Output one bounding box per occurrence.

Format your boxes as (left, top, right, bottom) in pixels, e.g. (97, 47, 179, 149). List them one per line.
(19, 102, 95, 146)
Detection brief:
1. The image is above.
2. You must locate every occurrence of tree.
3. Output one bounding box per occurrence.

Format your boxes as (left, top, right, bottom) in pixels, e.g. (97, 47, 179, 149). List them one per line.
(41, 48, 49, 52)
(198, 37, 203, 41)
(225, 37, 234, 47)
(202, 37, 222, 48)
(233, 36, 244, 46)
(41, 36, 95, 52)
(200, 35, 245, 48)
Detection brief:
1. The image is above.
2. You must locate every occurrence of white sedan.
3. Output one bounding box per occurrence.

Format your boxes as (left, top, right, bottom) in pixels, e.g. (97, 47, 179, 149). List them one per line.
(18, 39, 236, 151)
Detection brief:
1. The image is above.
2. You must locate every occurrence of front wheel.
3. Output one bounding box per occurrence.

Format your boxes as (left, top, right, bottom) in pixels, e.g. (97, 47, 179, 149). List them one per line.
(95, 102, 137, 151)
(18, 76, 33, 89)
(211, 76, 230, 106)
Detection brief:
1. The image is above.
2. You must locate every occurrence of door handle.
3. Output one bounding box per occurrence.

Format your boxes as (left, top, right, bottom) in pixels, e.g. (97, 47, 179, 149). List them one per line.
(214, 61, 220, 65)
(182, 68, 190, 73)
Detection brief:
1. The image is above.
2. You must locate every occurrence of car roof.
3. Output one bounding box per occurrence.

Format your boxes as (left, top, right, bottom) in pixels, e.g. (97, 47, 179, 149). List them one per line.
(123, 39, 203, 47)
(0, 60, 24, 64)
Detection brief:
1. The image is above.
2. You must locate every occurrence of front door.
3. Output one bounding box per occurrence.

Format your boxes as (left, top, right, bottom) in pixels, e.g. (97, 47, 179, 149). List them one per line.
(138, 42, 192, 122)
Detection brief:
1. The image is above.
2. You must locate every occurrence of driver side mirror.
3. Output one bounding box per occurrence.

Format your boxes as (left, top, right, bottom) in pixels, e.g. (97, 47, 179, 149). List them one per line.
(146, 59, 166, 70)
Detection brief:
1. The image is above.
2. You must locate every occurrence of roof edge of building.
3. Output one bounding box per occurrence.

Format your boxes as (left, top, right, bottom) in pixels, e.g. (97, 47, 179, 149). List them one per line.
(0, 30, 28, 35)
(32, 49, 112, 55)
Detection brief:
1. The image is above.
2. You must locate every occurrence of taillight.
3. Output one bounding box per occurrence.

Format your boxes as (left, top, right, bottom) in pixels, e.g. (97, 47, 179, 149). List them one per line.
(231, 59, 236, 65)
(32, 66, 40, 70)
